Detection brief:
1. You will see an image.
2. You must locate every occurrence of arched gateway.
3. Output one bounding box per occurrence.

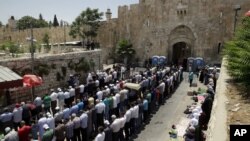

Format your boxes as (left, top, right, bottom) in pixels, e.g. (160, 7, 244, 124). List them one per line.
(168, 25, 195, 67)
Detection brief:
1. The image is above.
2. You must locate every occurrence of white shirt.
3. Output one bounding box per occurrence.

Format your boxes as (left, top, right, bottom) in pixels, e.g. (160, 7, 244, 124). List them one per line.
(96, 91, 103, 100)
(54, 111, 63, 122)
(47, 117, 55, 129)
(106, 88, 110, 95)
(69, 88, 75, 97)
(115, 93, 120, 104)
(34, 97, 42, 106)
(113, 71, 117, 79)
(13, 107, 23, 123)
(119, 117, 126, 128)
(112, 96, 117, 108)
(50, 92, 58, 101)
(95, 132, 105, 141)
(132, 105, 139, 118)
(38, 117, 47, 138)
(120, 89, 128, 100)
(125, 110, 132, 123)
(57, 91, 65, 101)
(110, 119, 121, 133)
(95, 80, 100, 87)
(64, 91, 70, 99)
(80, 113, 88, 128)
(79, 84, 85, 93)
(189, 118, 198, 127)
(95, 102, 105, 114)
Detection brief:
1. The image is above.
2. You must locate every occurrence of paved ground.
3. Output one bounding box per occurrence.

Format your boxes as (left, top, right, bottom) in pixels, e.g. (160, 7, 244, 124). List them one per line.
(135, 72, 200, 141)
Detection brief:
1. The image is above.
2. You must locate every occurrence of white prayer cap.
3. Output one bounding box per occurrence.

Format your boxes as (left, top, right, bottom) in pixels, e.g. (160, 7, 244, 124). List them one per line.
(111, 115, 116, 119)
(43, 124, 50, 130)
(104, 120, 110, 125)
(5, 127, 11, 133)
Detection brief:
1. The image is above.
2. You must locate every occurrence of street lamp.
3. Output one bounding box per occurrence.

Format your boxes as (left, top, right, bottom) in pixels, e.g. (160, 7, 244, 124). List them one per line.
(62, 21, 68, 46)
(233, 5, 241, 33)
(26, 23, 36, 100)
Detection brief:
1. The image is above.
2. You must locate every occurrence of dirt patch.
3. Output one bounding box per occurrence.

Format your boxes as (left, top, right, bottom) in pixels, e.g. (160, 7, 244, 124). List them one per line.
(226, 83, 250, 127)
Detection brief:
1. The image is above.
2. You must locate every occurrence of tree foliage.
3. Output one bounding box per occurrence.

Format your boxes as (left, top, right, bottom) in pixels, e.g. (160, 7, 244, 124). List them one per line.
(17, 16, 48, 30)
(0, 41, 19, 57)
(224, 16, 250, 90)
(69, 8, 103, 42)
(0, 21, 2, 27)
(53, 15, 59, 27)
(42, 33, 50, 50)
(116, 39, 136, 63)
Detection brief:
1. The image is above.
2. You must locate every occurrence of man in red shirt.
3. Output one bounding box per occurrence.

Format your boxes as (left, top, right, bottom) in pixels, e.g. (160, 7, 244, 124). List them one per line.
(18, 120, 32, 141)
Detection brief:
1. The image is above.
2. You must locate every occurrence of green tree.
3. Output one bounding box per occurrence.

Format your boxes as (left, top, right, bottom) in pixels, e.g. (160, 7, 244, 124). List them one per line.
(17, 16, 48, 30)
(1, 41, 19, 57)
(48, 21, 52, 28)
(17, 16, 37, 30)
(69, 8, 103, 47)
(38, 13, 48, 28)
(0, 21, 2, 28)
(116, 39, 136, 64)
(39, 13, 43, 20)
(42, 33, 50, 51)
(224, 16, 250, 92)
(53, 15, 59, 27)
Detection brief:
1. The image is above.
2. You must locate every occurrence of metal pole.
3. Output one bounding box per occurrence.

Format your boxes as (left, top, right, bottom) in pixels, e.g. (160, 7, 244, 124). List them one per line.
(30, 24, 35, 101)
(233, 5, 241, 33)
(64, 21, 66, 46)
(99, 54, 101, 70)
(233, 10, 237, 33)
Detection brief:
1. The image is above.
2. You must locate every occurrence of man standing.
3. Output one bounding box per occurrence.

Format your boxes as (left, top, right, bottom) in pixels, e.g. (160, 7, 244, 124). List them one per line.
(50, 89, 58, 115)
(95, 126, 105, 141)
(95, 99, 105, 128)
(43, 93, 52, 113)
(54, 120, 66, 141)
(72, 113, 81, 141)
(80, 110, 88, 141)
(64, 88, 71, 108)
(34, 96, 43, 115)
(21, 102, 31, 125)
(189, 71, 194, 87)
(13, 103, 23, 131)
(65, 117, 74, 141)
(38, 113, 47, 140)
(3, 127, 19, 141)
(110, 115, 120, 141)
(79, 84, 85, 100)
(54, 107, 63, 123)
(42, 124, 54, 141)
(18, 120, 31, 141)
(69, 86, 76, 105)
(57, 88, 65, 111)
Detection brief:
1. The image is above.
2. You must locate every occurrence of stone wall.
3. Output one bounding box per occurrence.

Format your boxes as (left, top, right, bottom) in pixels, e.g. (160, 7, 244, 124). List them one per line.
(97, 0, 250, 64)
(0, 26, 76, 45)
(0, 50, 102, 103)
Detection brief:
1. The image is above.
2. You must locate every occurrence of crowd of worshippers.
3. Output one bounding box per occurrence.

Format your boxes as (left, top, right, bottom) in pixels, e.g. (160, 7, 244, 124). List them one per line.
(182, 66, 218, 141)
(0, 65, 184, 141)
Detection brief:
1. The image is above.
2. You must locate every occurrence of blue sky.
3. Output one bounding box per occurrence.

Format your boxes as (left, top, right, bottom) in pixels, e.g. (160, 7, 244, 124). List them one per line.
(0, 0, 139, 24)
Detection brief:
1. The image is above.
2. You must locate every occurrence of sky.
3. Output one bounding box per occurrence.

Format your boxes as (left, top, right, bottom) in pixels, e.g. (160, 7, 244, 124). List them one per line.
(0, 0, 139, 24)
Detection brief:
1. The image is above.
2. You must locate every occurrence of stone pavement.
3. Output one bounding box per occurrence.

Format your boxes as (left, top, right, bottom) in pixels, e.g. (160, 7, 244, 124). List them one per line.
(135, 72, 202, 141)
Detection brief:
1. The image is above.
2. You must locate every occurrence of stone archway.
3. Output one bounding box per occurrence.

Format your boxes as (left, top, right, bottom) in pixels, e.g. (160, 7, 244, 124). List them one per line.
(168, 25, 195, 65)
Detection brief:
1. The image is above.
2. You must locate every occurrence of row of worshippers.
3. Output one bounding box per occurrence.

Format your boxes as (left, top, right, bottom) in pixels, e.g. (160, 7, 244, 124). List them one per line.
(0, 65, 183, 141)
(199, 66, 219, 91)
(183, 74, 216, 141)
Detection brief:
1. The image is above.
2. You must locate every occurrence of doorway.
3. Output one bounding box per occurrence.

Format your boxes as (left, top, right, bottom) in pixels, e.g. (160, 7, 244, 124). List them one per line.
(172, 42, 188, 65)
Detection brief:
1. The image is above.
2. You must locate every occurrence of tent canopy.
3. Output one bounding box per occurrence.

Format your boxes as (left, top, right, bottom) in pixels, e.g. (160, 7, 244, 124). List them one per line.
(0, 66, 23, 89)
(23, 74, 43, 87)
